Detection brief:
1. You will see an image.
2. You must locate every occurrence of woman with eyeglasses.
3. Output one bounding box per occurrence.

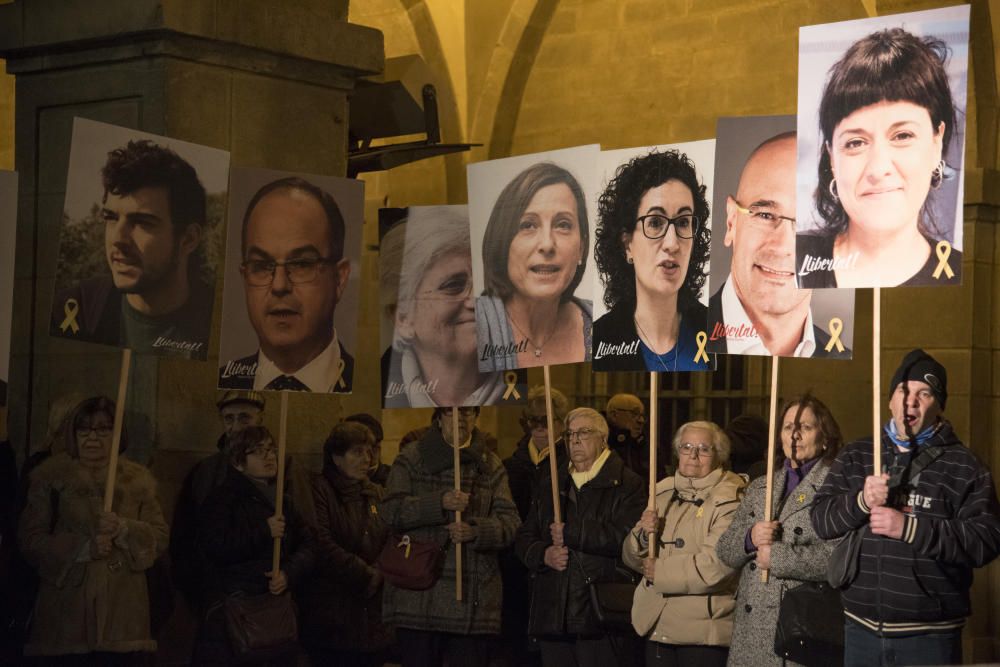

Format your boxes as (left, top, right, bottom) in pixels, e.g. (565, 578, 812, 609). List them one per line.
(380, 206, 514, 408)
(716, 395, 843, 667)
(18, 396, 168, 662)
(798, 27, 962, 288)
(476, 162, 593, 371)
(622, 420, 745, 667)
(194, 426, 316, 665)
(515, 408, 646, 666)
(593, 149, 713, 371)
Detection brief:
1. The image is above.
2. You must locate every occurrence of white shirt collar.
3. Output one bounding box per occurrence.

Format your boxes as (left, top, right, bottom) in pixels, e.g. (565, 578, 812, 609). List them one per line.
(253, 329, 344, 392)
(721, 279, 816, 357)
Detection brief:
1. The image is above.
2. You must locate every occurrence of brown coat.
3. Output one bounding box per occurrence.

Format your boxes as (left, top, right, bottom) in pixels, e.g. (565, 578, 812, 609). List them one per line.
(18, 453, 168, 656)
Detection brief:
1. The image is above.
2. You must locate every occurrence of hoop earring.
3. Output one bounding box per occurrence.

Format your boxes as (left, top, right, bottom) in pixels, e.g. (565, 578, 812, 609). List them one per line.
(626, 256, 634, 264)
(931, 160, 945, 190)
(828, 179, 839, 202)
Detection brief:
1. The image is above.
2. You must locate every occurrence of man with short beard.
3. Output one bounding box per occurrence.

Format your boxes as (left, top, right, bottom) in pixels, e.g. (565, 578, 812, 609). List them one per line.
(51, 140, 213, 358)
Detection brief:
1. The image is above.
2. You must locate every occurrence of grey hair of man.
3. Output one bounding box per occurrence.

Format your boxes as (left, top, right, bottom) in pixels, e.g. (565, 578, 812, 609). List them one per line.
(564, 407, 610, 443)
(672, 420, 731, 467)
(379, 205, 471, 351)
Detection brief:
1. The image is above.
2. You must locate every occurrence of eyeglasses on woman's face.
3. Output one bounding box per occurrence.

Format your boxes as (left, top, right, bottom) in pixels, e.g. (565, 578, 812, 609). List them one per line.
(637, 213, 700, 240)
(677, 442, 714, 458)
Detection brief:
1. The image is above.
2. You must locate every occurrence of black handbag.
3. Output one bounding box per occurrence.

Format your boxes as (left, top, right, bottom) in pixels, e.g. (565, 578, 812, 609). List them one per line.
(223, 591, 298, 663)
(773, 581, 844, 667)
(826, 527, 864, 589)
(376, 534, 446, 590)
(578, 558, 638, 632)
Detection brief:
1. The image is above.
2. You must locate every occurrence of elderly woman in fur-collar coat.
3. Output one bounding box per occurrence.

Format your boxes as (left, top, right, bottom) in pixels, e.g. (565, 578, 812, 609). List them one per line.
(18, 396, 168, 659)
(716, 395, 843, 667)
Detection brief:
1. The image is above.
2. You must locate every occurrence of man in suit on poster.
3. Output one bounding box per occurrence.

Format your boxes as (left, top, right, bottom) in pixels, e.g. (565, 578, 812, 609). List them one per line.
(219, 177, 354, 393)
(707, 131, 848, 358)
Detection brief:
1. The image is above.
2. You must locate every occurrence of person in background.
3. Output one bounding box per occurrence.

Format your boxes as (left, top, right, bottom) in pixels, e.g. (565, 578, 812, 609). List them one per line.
(345, 412, 390, 487)
(724, 414, 769, 480)
(605, 393, 652, 478)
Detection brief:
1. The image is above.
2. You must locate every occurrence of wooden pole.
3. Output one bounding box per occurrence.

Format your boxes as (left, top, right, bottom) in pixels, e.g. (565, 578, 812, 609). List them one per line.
(543, 365, 561, 523)
(648, 371, 659, 558)
(873, 288, 882, 475)
(102, 348, 132, 512)
(271, 391, 289, 573)
(453, 407, 463, 602)
(761, 356, 779, 582)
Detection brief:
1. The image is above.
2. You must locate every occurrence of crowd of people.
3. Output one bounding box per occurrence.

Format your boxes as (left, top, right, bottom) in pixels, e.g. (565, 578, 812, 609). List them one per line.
(1, 349, 999, 666)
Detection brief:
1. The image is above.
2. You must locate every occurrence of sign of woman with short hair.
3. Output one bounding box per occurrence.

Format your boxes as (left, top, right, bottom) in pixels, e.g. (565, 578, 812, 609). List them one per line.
(592, 141, 716, 372)
(49, 118, 230, 359)
(795, 5, 969, 288)
(217, 168, 363, 394)
(378, 206, 526, 408)
(468, 146, 599, 371)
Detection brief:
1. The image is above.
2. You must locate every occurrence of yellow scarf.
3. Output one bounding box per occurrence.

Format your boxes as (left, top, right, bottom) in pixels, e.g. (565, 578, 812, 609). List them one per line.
(529, 441, 549, 465)
(570, 447, 611, 489)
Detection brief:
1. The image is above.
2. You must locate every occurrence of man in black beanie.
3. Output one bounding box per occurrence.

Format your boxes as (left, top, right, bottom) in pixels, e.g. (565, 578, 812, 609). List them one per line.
(811, 349, 1000, 666)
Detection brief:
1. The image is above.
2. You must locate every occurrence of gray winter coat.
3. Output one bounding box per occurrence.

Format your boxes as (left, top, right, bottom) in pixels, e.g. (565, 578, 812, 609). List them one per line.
(716, 459, 835, 667)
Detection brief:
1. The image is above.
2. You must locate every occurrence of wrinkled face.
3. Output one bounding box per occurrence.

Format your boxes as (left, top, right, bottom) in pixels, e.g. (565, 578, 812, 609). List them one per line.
(523, 407, 565, 450)
(333, 442, 372, 481)
(625, 180, 695, 302)
(398, 250, 476, 359)
(889, 380, 942, 437)
(780, 404, 824, 466)
(238, 438, 278, 481)
(243, 188, 349, 364)
(440, 407, 477, 446)
(565, 415, 605, 471)
(219, 402, 263, 438)
(103, 187, 192, 294)
(75, 411, 113, 466)
(725, 137, 810, 317)
(675, 426, 717, 479)
(506, 183, 583, 302)
(829, 101, 943, 238)
(608, 400, 645, 439)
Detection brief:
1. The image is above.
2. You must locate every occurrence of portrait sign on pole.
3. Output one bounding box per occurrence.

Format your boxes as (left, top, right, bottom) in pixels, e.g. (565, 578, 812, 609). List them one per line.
(0, 170, 17, 403)
(592, 140, 717, 372)
(468, 145, 600, 372)
(49, 118, 230, 359)
(795, 5, 969, 289)
(708, 115, 855, 359)
(378, 206, 526, 408)
(218, 167, 364, 394)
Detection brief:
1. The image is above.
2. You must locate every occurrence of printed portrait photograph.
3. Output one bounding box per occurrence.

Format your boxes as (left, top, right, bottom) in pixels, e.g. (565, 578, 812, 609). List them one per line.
(468, 145, 600, 372)
(378, 206, 527, 409)
(50, 118, 230, 359)
(796, 5, 969, 288)
(709, 115, 855, 359)
(217, 167, 364, 394)
(0, 170, 17, 399)
(592, 140, 717, 373)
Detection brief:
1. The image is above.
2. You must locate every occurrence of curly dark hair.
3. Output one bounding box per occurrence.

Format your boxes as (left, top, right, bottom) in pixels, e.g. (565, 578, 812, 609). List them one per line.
(774, 393, 843, 465)
(815, 28, 956, 239)
(595, 149, 710, 313)
(102, 140, 207, 232)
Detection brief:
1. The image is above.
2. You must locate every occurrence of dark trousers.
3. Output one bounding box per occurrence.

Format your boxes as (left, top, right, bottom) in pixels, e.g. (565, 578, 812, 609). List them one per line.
(538, 635, 636, 667)
(396, 628, 493, 667)
(644, 641, 728, 667)
(304, 646, 385, 667)
(844, 619, 962, 667)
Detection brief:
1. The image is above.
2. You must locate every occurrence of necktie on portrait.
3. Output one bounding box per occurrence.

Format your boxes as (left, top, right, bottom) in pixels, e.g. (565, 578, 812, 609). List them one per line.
(265, 375, 309, 391)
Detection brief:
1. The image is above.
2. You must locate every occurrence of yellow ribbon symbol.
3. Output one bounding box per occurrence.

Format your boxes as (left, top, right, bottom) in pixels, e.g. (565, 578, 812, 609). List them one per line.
(932, 240, 954, 280)
(502, 371, 521, 400)
(797, 493, 806, 504)
(693, 331, 710, 364)
(824, 317, 845, 353)
(335, 358, 347, 390)
(60, 298, 80, 334)
(695, 506, 705, 519)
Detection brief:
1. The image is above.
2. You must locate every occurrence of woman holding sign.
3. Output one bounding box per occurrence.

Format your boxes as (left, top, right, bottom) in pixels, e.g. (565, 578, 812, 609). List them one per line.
(593, 149, 713, 371)
(798, 27, 962, 288)
(716, 395, 843, 666)
(18, 396, 167, 660)
(476, 163, 592, 371)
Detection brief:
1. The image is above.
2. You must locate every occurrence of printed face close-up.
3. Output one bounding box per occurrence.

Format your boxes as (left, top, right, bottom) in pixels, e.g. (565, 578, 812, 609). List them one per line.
(889, 379, 942, 437)
(243, 188, 344, 361)
(726, 137, 810, 317)
(829, 100, 943, 239)
(399, 250, 476, 358)
(626, 179, 695, 302)
(780, 404, 823, 465)
(506, 183, 583, 303)
(103, 187, 182, 294)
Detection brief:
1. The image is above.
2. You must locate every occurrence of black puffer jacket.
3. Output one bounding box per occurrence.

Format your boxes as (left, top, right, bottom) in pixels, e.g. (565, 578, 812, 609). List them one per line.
(504, 434, 568, 521)
(515, 451, 646, 636)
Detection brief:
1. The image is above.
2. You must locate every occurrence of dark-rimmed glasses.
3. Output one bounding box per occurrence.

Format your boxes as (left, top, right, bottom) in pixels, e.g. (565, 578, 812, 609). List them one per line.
(241, 256, 336, 287)
(637, 214, 700, 240)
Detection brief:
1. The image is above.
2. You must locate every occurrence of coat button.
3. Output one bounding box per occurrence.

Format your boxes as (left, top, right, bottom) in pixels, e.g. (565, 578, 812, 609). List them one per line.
(745, 604, 752, 613)
(749, 563, 756, 571)
(794, 527, 803, 535)
(749, 511, 755, 517)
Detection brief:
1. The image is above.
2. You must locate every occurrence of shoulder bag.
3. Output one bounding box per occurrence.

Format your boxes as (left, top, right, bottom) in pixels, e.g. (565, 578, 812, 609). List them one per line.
(774, 581, 843, 667)
(376, 534, 446, 590)
(223, 591, 298, 663)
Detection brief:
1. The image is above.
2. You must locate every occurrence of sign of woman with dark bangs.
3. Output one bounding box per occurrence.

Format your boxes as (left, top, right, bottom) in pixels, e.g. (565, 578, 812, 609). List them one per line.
(796, 5, 969, 288)
(49, 118, 230, 359)
(469, 146, 600, 371)
(378, 206, 527, 408)
(0, 171, 16, 402)
(592, 141, 716, 372)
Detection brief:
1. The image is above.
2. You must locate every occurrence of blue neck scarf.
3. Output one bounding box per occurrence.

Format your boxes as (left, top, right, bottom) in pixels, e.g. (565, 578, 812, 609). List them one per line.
(884, 418, 939, 450)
